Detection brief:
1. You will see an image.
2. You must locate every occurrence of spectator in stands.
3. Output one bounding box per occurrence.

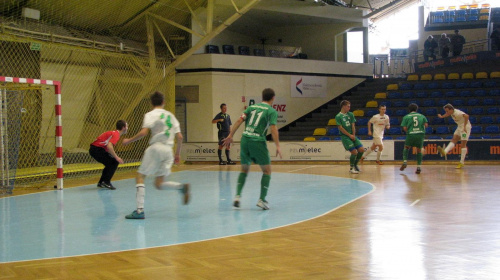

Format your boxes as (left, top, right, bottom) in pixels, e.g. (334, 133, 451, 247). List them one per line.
(438, 33, 451, 58)
(89, 120, 127, 190)
(490, 25, 500, 51)
(436, 104, 471, 169)
(423, 35, 438, 61)
(400, 103, 428, 174)
(451, 29, 466, 56)
(361, 105, 390, 165)
(335, 100, 364, 174)
(212, 103, 236, 165)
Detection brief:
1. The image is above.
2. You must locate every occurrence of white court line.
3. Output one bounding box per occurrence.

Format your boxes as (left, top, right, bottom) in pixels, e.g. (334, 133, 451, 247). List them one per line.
(287, 166, 317, 173)
(410, 199, 421, 206)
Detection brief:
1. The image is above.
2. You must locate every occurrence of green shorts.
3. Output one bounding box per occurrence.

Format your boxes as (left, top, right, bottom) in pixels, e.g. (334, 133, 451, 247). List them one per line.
(404, 134, 425, 148)
(341, 135, 363, 151)
(240, 137, 271, 165)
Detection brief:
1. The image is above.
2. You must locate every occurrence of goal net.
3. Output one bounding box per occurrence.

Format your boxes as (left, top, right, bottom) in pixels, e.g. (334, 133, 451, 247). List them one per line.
(1, 77, 62, 194)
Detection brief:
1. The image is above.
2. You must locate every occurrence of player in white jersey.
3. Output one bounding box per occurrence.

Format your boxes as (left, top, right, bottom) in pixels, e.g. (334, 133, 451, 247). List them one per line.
(361, 105, 390, 165)
(122, 91, 190, 219)
(436, 103, 471, 169)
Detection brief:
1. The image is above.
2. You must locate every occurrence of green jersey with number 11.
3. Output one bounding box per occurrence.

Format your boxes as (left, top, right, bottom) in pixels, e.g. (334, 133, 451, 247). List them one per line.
(242, 103, 278, 141)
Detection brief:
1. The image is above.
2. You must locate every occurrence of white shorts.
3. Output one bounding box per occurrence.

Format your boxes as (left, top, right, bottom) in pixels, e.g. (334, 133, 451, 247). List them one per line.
(453, 124, 471, 141)
(372, 136, 384, 146)
(138, 142, 173, 177)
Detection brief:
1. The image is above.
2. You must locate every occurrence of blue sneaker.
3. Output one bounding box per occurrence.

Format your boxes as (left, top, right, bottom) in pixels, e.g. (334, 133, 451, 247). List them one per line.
(125, 210, 145, 219)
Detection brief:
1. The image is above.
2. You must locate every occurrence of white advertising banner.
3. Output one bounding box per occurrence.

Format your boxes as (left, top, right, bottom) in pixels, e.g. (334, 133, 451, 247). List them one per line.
(182, 140, 395, 161)
(291, 75, 327, 98)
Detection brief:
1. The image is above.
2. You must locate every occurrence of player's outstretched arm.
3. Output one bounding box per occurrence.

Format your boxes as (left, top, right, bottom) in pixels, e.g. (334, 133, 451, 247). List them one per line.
(122, 127, 149, 145)
(174, 132, 183, 164)
(222, 117, 244, 146)
(270, 125, 282, 159)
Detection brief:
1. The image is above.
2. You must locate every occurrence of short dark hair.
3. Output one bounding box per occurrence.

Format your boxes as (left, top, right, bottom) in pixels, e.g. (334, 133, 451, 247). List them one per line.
(116, 120, 127, 130)
(220, 103, 226, 109)
(150, 91, 164, 106)
(378, 104, 386, 109)
(262, 88, 275, 101)
(340, 100, 350, 108)
(443, 103, 454, 110)
(454, 29, 459, 33)
(408, 103, 418, 112)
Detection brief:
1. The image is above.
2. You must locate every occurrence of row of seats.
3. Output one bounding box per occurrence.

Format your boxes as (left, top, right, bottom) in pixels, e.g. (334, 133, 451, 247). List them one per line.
(305, 134, 500, 141)
(328, 115, 500, 126)
(205, 44, 308, 58)
(388, 80, 500, 91)
(407, 72, 500, 81)
(313, 125, 500, 137)
(366, 98, 499, 108)
(383, 89, 500, 99)
(351, 106, 499, 117)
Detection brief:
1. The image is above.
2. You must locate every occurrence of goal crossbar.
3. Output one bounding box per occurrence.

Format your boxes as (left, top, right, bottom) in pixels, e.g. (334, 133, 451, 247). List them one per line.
(0, 76, 63, 189)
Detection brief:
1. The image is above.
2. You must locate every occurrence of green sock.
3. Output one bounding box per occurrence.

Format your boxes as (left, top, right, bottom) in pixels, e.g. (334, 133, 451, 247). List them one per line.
(416, 153, 423, 165)
(260, 174, 271, 200)
(355, 152, 364, 165)
(350, 154, 356, 167)
(403, 148, 409, 162)
(236, 172, 247, 196)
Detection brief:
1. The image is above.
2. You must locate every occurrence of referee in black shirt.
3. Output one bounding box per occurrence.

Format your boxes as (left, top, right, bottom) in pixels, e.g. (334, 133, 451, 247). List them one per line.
(212, 103, 236, 165)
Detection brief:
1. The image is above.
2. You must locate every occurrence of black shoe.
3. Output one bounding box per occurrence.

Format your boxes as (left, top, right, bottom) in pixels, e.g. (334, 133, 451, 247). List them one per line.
(416, 167, 421, 174)
(219, 161, 227, 165)
(101, 182, 116, 190)
(226, 160, 236, 165)
(97, 182, 104, 188)
(400, 163, 407, 171)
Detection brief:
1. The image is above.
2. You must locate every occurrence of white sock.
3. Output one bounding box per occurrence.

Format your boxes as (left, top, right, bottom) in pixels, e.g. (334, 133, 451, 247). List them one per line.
(158, 181, 182, 190)
(364, 148, 374, 158)
(444, 142, 455, 154)
(376, 151, 382, 161)
(460, 148, 467, 164)
(136, 184, 145, 211)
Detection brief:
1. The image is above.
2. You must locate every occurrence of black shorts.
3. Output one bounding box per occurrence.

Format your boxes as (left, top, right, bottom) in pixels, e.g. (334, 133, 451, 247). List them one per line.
(218, 131, 230, 145)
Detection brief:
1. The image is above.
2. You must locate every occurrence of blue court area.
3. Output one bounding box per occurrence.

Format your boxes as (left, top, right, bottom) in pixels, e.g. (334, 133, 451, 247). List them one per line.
(0, 171, 374, 263)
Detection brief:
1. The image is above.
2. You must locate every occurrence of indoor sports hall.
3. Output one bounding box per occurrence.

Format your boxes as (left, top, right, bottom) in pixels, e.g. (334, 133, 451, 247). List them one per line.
(2, 0, 500, 279)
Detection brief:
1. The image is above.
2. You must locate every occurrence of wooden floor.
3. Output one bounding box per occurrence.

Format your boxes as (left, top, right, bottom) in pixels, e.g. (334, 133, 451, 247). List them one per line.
(1, 162, 500, 279)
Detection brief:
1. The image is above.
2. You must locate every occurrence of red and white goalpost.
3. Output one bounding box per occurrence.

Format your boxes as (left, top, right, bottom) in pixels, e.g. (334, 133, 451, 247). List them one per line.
(0, 76, 63, 190)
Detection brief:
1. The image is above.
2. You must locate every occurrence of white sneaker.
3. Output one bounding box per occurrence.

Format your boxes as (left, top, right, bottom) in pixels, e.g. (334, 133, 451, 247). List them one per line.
(349, 168, 359, 174)
(233, 195, 241, 208)
(256, 199, 269, 210)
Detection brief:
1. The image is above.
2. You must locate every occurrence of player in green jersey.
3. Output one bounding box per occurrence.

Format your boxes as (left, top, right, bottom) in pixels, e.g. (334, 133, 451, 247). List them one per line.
(223, 88, 282, 210)
(400, 103, 428, 174)
(335, 100, 364, 174)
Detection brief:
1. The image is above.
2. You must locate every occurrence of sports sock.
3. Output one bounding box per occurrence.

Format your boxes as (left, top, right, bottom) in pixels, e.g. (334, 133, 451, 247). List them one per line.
(416, 152, 423, 166)
(444, 142, 455, 154)
(236, 172, 247, 196)
(354, 151, 364, 165)
(364, 148, 373, 158)
(350, 154, 356, 167)
(260, 174, 271, 200)
(377, 151, 382, 161)
(403, 148, 409, 162)
(158, 181, 182, 190)
(136, 184, 145, 210)
(218, 149, 223, 161)
(460, 147, 467, 164)
(225, 150, 231, 161)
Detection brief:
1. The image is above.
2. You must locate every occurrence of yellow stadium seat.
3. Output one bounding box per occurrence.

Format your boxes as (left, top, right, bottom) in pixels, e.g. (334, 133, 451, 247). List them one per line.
(386, 84, 398, 90)
(490, 72, 500, 78)
(313, 128, 327, 136)
(480, 8, 490, 14)
(448, 73, 460, 80)
(479, 15, 489, 20)
(374, 92, 387, 99)
(420, 74, 432, 81)
(461, 73, 474, 79)
(327, 119, 337, 126)
(476, 72, 488, 79)
(407, 74, 419, 81)
(353, 110, 364, 117)
(434, 73, 446, 80)
(366, 100, 378, 108)
(304, 137, 316, 141)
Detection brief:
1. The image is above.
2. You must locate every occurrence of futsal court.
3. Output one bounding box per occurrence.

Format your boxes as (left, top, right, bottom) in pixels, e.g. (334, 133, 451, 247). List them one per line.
(1, 162, 499, 279)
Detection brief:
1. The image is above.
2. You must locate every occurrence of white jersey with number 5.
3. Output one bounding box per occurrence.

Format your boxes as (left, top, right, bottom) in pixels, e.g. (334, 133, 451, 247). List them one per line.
(142, 108, 180, 146)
